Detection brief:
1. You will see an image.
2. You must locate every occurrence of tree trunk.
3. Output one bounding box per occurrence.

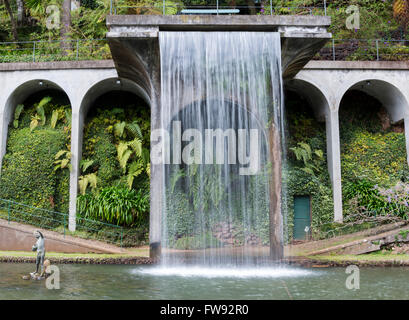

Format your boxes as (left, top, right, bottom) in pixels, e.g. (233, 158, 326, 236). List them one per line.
(61, 0, 71, 53)
(4, 0, 19, 42)
(16, 0, 26, 26)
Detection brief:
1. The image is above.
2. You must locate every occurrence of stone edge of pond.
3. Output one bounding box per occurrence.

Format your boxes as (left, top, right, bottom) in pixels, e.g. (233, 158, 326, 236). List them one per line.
(286, 256, 409, 267)
(0, 256, 156, 265)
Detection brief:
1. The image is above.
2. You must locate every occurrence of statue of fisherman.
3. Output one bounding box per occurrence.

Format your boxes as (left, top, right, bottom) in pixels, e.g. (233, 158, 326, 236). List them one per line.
(30, 230, 46, 278)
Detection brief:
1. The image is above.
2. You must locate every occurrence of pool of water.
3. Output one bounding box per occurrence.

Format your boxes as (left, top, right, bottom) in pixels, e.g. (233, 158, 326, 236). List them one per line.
(1, 263, 409, 300)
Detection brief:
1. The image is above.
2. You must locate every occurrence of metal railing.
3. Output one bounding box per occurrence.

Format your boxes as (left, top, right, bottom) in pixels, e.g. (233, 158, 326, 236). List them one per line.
(110, 1, 327, 16)
(0, 198, 124, 247)
(0, 39, 111, 63)
(315, 39, 409, 62)
(2, 38, 409, 64)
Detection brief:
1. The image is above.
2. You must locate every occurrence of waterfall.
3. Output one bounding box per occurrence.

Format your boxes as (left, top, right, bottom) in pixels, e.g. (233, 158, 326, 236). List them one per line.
(159, 32, 284, 266)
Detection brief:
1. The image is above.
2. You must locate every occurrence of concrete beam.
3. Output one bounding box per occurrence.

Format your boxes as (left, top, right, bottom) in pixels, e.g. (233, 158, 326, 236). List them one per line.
(107, 15, 331, 80)
(107, 15, 331, 32)
(0, 60, 115, 71)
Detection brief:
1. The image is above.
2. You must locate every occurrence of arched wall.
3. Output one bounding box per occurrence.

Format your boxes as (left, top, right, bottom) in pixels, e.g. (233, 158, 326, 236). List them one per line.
(284, 77, 343, 222)
(0, 79, 72, 172)
(68, 77, 151, 231)
(285, 78, 330, 122)
(336, 78, 409, 123)
(295, 67, 409, 223)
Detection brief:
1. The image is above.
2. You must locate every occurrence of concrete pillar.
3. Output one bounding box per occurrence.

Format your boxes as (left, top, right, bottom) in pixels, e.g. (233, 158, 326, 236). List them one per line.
(68, 110, 83, 231)
(405, 116, 409, 166)
(326, 108, 343, 222)
(0, 112, 8, 173)
(0, 97, 13, 173)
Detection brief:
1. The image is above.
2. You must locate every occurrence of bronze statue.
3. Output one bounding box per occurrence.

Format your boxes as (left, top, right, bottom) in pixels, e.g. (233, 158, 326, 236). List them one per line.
(30, 230, 46, 277)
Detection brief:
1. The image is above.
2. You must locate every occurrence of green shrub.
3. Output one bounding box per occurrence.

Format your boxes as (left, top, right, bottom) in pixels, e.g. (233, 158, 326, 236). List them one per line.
(77, 186, 149, 226)
(0, 127, 69, 227)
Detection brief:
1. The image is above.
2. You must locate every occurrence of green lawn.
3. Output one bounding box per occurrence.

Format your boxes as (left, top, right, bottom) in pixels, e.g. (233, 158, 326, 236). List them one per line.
(309, 251, 409, 263)
(0, 247, 149, 259)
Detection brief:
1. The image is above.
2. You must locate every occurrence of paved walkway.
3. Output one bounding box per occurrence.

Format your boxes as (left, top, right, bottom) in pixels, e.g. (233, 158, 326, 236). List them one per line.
(0, 218, 125, 254)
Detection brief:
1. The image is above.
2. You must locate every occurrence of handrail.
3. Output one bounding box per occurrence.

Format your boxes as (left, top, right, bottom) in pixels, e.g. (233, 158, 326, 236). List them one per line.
(1, 38, 409, 63)
(0, 198, 124, 247)
(0, 38, 111, 63)
(110, 3, 326, 16)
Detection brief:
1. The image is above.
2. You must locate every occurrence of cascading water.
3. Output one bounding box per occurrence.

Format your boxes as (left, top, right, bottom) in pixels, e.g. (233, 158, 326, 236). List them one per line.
(159, 32, 284, 267)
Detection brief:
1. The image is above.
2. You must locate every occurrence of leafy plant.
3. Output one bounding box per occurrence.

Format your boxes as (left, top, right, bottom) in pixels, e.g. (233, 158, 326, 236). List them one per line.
(54, 149, 72, 172)
(290, 142, 324, 176)
(343, 179, 387, 213)
(13, 104, 24, 128)
(77, 186, 149, 226)
(30, 96, 52, 131)
(78, 173, 98, 195)
(80, 158, 95, 173)
(117, 138, 142, 172)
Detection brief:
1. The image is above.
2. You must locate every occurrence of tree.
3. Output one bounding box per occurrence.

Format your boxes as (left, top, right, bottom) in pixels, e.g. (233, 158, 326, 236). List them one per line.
(16, 0, 26, 26)
(3, 0, 19, 41)
(393, 0, 409, 31)
(61, 0, 71, 51)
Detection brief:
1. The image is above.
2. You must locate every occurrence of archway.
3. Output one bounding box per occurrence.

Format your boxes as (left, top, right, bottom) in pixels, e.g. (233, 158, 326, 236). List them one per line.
(75, 77, 151, 245)
(284, 78, 334, 241)
(338, 79, 409, 219)
(0, 79, 72, 224)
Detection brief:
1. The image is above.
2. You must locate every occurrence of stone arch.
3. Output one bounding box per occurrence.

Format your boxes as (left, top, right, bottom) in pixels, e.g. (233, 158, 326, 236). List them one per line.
(1, 79, 72, 169)
(77, 76, 150, 169)
(68, 77, 151, 231)
(285, 78, 331, 122)
(284, 77, 343, 222)
(337, 79, 409, 123)
(338, 78, 409, 217)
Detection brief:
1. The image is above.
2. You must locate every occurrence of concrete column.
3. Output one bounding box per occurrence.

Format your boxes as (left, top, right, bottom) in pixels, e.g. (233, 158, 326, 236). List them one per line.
(405, 116, 409, 166)
(68, 110, 84, 231)
(0, 97, 13, 173)
(326, 108, 343, 222)
(0, 113, 8, 173)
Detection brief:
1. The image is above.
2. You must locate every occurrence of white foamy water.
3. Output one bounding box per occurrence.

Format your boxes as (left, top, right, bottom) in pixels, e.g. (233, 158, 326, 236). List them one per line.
(136, 266, 316, 279)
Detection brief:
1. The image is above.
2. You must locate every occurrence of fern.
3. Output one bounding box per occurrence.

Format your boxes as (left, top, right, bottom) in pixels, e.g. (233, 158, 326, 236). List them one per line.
(54, 150, 72, 171)
(125, 121, 143, 140)
(114, 121, 126, 137)
(30, 114, 41, 132)
(36, 96, 52, 126)
(117, 142, 132, 171)
(80, 158, 94, 173)
(65, 109, 72, 125)
(50, 109, 59, 129)
(78, 173, 98, 195)
(129, 138, 142, 157)
(13, 104, 24, 128)
(126, 161, 144, 189)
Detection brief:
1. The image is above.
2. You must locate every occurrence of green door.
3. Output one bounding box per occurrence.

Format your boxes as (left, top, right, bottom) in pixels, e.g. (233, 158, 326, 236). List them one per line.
(293, 196, 311, 240)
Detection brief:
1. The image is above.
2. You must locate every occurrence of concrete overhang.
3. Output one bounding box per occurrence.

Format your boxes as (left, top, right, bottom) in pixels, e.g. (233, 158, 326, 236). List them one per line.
(106, 14, 332, 90)
(107, 14, 331, 34)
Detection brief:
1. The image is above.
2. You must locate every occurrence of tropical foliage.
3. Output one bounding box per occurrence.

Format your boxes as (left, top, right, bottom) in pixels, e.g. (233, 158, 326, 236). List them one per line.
(0, 93, 72, 220)
(76, 99, 150, 227)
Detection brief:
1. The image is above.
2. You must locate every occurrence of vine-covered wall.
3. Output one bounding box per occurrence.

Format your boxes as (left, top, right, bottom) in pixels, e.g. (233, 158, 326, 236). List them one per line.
(284, 90, 334, 242)
(0, 90, 71, 226)
(285, 87, 409, 242)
